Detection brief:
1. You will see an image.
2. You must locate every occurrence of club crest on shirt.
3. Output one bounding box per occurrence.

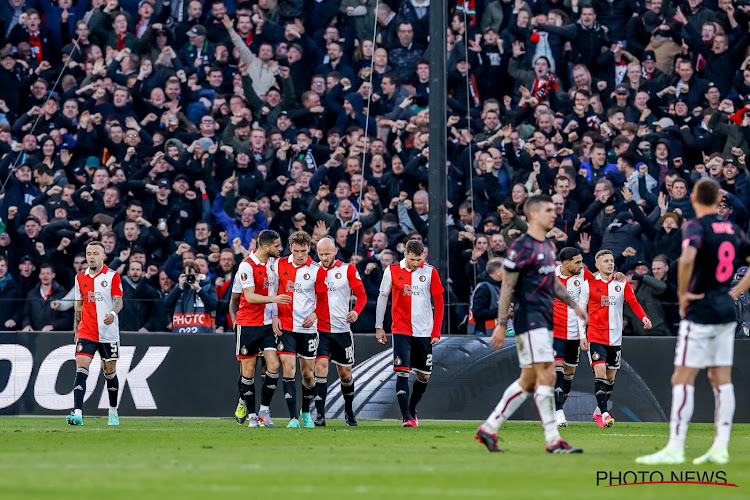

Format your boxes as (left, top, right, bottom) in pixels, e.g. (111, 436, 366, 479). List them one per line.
(592, 352, 600, 361)
(335, 272, 342, 279)
(507, 250, 517, 261)
(419, 275, 426, 282)
(270, 264, 275, 271)
(574, 280, 580, 287)
(303, 273, 310, 280)
(537, 253, 544, 260)
(615, 285, 621, 292)
(101, 280, 108, 288)
(394, 356, 402, 366)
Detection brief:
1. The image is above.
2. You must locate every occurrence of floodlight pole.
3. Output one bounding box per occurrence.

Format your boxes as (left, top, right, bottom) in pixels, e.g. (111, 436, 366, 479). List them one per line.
(428, 2, 449, 334)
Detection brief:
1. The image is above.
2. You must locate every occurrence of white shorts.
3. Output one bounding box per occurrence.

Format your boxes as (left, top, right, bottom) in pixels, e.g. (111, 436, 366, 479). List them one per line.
(516, 328, 554, 368)
(674, 320, 735, 369)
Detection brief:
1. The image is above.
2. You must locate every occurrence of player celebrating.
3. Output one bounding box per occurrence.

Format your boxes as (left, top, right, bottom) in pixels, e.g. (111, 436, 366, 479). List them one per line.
(475, 195, 585, 453)
(67, 241, 124, 426)
(313, 237, 367, 426)
(553, 247, 594, 427)
(375, 239, 444, 427)
(578, 250, 651, 428)
(637, 179, 750, 465)
(231, 230, 291, 428)
(272, 231, 324, 429)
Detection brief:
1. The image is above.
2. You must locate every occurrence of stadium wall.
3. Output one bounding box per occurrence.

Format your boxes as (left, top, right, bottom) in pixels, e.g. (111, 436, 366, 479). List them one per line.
(1, 333, 748, 422)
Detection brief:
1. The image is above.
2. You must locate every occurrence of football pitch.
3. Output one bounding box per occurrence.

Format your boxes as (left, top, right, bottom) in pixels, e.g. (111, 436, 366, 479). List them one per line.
(0, 419, 747, 500)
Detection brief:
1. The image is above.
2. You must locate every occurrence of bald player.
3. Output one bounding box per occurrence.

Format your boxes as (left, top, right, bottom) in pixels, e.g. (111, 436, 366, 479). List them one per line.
(313, 238, 367, 426)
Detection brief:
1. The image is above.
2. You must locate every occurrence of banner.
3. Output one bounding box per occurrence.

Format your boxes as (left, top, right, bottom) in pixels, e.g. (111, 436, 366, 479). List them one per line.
(0, 333, 748, 422)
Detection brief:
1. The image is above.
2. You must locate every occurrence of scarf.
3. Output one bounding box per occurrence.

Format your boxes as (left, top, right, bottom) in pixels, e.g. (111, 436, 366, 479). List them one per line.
(116, 33, 126, 51)
(530, 74, 558, 103)
(455, 0, 476, 26)
(29, 31, 42, 62)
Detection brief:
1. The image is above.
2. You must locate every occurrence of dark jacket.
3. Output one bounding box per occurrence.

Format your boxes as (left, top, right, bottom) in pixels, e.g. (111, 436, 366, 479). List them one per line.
(0, 274, 23, 329)
(120, 276, 160, 332)
(22, 281, 70, 331)
(165, 277, 219, 333)
(624, 275, 669, 336)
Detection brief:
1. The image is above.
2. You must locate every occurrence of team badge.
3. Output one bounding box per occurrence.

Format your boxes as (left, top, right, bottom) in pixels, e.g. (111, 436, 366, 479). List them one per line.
(574, 280, 580, 287)
(101, 280, 108, 288)
(615, 285, 621, 292)
(241, 346, 248, 355)
(277, 342, 284, 351)
(394, 356, 402, 366)
(592, 352, 600, 361)
(553, 350, 558, 357)
(270, 264, 275, 271)
(419, 275, 426, 282)
(241, 273, 248, 281)
(303, 273, 310, 280)
(335, 272, 342, 279)
(76, 343, 83, 352)
(508, 250, 517, 261)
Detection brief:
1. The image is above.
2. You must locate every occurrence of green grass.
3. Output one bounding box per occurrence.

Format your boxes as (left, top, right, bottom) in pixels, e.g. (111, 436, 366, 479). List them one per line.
(0, 419, 747, 500)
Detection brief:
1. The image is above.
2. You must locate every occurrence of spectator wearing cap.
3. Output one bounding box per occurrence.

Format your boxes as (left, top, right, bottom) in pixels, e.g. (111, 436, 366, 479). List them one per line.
(718, 192, 748, 228)
(721, 157, 750, 208)
(624, 262, 670, 336)
(5, 205, 44, 267)
(0, 163, 40, 221)
(640, 50, 668, 89)
(0, 254, 23, 330)
(335, 92, 377, 136)
(20, 263, 69, 331)
(179, 24, 215, 76)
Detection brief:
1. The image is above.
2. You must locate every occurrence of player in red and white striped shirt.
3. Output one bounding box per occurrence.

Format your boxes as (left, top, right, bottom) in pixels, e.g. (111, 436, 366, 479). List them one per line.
(270, 230, 326, 428)
(578, 249, 651, 427)
(229, 229, 290, 428)
(552, 247, 595, 427)
(66, 241, 124, 427)
(313, 237, 367, 426)
(375, 240, 444, 427)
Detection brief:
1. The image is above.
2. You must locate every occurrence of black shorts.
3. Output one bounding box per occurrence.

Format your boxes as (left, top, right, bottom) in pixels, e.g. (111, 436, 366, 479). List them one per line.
(588, 342, 621, 370)
(317, 331, 355, 366)
(277, 330, 318, 359)
(553, 337, 580, 367)
(236, 325, 276, 359)
(393, 334, 433, 374)
(75, 338, 120, 361)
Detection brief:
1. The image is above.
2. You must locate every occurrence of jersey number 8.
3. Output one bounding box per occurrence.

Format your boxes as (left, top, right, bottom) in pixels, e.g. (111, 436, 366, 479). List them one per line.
(716, 241, 736, 282)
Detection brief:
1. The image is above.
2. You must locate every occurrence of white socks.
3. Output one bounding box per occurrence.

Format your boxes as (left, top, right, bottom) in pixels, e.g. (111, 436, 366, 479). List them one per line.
(74, 409, 82, 418)
(534, 385, 561, 446)
(667, 384, 694, 451)
(713, 383, 735, 450)
(109, 407, 117, 415)
(483, 380, 529, 434)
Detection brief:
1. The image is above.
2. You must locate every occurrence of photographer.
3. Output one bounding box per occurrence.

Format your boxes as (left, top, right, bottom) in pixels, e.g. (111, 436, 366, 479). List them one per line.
(165, 260, 218, 334)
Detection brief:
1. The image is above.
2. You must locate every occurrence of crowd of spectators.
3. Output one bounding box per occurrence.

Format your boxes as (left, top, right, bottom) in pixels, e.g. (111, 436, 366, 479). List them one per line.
(0, 0, 749, 337)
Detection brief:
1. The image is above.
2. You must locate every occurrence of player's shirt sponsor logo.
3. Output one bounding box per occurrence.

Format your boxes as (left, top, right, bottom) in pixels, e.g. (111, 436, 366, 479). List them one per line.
(87, 291, 106, 302)
(538, 264, 556, 274)
(601, 295, 617, 307)
(285, 281, 303, 293)
(403, 284, 420, 296)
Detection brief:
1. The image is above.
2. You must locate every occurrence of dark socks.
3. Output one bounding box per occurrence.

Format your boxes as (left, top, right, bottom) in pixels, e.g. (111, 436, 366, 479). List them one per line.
(409, 378, 428, 417)
(301, 381, 314, 413)
(283, 377, 298, 418)
(341, 379, 355, 416)
(595, 378, 608, 414)
(261, 371, 278, 407)
(396, 373, 410, 420)
(240, 376, 255, 413)
(605, 379, 614, 402)
(563, 374, 574, 403)
(314, 377, 327, 416)
(554, 367, 565, 411)
(103, 371, 118, 409)
(73, 367, 88, 410)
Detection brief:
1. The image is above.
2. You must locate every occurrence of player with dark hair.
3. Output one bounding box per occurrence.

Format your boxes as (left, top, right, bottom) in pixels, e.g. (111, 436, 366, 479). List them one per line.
(67, 241, 124, 426)
(375, 239, 445, 427)
(476, 195, 586, 453)
(271, 230, 325, 428)
(578, 249, 651, 428)
(230, 229, 291, 428)
(638, 179, 750, 465)
(314, 237, 367, 426)
(552, 247, 594, 427)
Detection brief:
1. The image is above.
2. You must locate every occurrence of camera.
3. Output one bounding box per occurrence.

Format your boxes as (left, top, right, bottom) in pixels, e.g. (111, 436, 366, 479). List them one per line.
(185, 274, 196, 284)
